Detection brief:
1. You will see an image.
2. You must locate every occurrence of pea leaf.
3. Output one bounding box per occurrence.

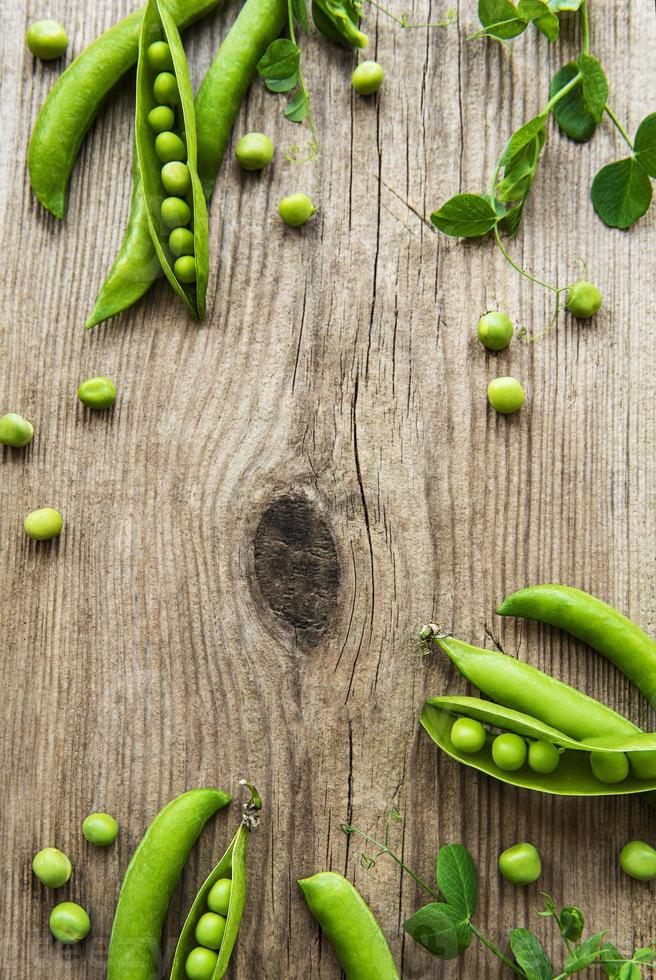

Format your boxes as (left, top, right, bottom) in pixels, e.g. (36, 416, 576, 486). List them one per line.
(500, 116, 546, 164)
(619, 965, 641, 980)
(431, 194, 499, 237)
(257, 39, 301, 85)
(577, 54, 608, 122)
(509, 929, 554, 980)
(477, 0, 528, 39)
(435, 844, 477, 919)
(548, 0, 582, 9)
(403, 903, 472, 960)
(517, 0, 559, 40)
(600, 943, 625, 979)
(501, 200, 525, 237)
(558, 906, 585, 943)
(283, 88, 309, 123)
(561, 932, 607, 975)
(264, 74, 300, 93)
(634, 946, 656, 965)
(292, 0, 310, 31)
(634, 113, 656, 177)
(551, 62, 597, 142)
(591, 157, 653, 229)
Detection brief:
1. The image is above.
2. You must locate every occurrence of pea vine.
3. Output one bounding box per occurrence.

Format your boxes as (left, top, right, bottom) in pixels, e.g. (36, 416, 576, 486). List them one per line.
(342, 812, 656, 978)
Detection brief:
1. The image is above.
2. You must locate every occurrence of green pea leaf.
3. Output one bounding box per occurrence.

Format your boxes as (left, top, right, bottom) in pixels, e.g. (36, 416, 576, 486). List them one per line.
(600, 943, 624, 979)
(403, 903, 472, 960)
(292, 0, 310, 32)
(551, 62, 597, 142)
(634, 946, 656, 964)
(431, 194, 499, 237)
(263, 74, 300, 93)
(634, 113, 656, 177)
(509, 928, 554, 980)
(517, 0, 559, 40)
(500, 116, 546, 165)
(477, 0, 528, 39)
(501, 201, 525, 237)
(435, 844, 477, 919)
(619, 964, 641, 980)
(284, 88, 309, 123)
(562, 932, 607, 975)
(257, 39, 301, 82)
(591, 157, 653, 229)
(548, 0, 582, 9)
(558, 906, 585, 943)
(577, 54, 608, 122)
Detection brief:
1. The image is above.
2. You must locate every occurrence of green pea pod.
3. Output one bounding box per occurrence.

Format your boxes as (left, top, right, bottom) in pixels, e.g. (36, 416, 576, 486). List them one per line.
(170, 781, 262, 979)
(107, 787, 231, 980)
(298, 871, 399, 979)
(28, 0, 221, 220)
(497, 584, 656, 709)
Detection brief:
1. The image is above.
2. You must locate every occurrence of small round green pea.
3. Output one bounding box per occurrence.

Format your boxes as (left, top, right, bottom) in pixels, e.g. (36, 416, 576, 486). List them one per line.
(235, 132, 275, 171)
(278, 193, 316, 228)
(155, 131, 186, 164)
(185, 946, 218, 980)
(161, 161, 191, 196)
(82, 812, 118, 847)
(49, 902, 91, 944)
(477, 311, 514, 351)
(487, 377, 525, 415)
(77, 376, 117, 410)
(352, 60, 385, 95)
(619, 840, 656, 882)
(169, 227, 195, 257)
(499, 843, 542, 885)
(590, 750, 629, 784)
(207, 878, 232, 916)
(528, 740, 561, 774)
(148, 105, 175, 134)
(161, 197, 191, 229)
(153, 71, 180, 106)
(0, 413, 34, 447)
(26, 20, 68, 60)
(492, 733, 527, 771)
(450, 717, 486, 754)
(32, 848, 72, 888)
(195, 912, 227, 950)
(629, 750, 656, 780)
(566, 280, 602, 319)
(147, 41, 174, 72)
(174, 256, 197, 283)
(24, 507, 63, 541)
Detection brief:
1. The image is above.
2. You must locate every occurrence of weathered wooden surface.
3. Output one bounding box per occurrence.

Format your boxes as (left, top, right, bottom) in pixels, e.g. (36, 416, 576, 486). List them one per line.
(2, 0, 655, 976)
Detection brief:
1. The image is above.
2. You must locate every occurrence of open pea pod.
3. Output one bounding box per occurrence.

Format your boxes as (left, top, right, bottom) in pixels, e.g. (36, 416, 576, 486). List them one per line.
(136, 0, 209, 318)
(170, 781, 261, 979)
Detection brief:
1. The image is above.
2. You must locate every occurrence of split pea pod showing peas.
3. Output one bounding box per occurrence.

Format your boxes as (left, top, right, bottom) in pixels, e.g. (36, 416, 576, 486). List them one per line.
(107, 787, 231, 980)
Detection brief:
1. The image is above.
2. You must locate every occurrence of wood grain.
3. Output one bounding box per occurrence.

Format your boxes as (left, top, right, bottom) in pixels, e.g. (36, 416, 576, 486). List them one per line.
(1, 0, 655, 976)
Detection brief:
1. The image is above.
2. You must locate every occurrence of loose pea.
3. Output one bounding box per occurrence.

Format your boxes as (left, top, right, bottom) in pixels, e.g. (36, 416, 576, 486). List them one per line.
(499, 843, 542, 885)
(0, 413, 34, 447)
(528, 740, 561, 774)
(206, 877, 232, 916)
(492, 733, 527, 771)
(155, 131, 186, 164)
(24, 507, 63, 541)
(185, 946, 218, 980)
(77, 376, 117, 410)
(477, 311, 514, 351)
(566, 280, 602, 319)
(153, 71, 180, 106)
(174, 256, 197, 283)
(82, 812, 118, 847)
(352, 60, 384, 95)
(147, 41, 174, 72)
(450, 717, 486, 754)
(629, 750, 656, 780)
(487, 377, 525, 414)
(235, 132, 275, 171)
(148, 105, 175, 134)
(161, 161, 191, 196)
(169, 228, 195, 257)
(619, 840, 656, 881)
(278, 193, 316, 228)
(32, 847, 72, 888)
(590, 750, 629, 784)
(49, 902, 91, 944)
(26, 20, 68, 60)
(161, 197, 192, 229)
(195, 911, 226, 949)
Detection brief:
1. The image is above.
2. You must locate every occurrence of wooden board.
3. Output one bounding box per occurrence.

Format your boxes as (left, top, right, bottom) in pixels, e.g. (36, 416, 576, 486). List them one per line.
(1, 1, 655, 976)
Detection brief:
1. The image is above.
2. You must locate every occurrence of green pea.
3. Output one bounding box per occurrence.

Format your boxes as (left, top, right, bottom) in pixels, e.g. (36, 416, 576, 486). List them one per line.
(194, 912, 226, 950)
(161, 197, 192, 229)
(499, 843, 542, 885)
(235, 132, 275, 171)
(492, 733, 527, 771)
(32, 847, 72, 888)
(77, 376, 117, 410)
(352, 60, 385, 96)
(487, 377, 525, 415)
(528, 740, 561, 774)
(153, 71, 180, 106)
(148, 105, 175, 134)
(147, 41, 174, 72)
(82, 812, 119, 847)
(185, 946, 218, 979)
(161, 161, 191, 196)
(0, 413, 34, 447)
(629, 750, 656, 780)
(590, 750, 629, 784)
(155, 131, 186, 164)
(49, 902, 91, 944)
(566, 280, 602, 319)
(174, 256, 197, 283)
(477, 311, 514, 351)
(26, 20, 68, 60)
(450, 717, 486, 754)
(206, 877, 232, 916)
(24, 507, 63, 541)
(278, 193, 316, 228)
(169, 228, 195, 257)
(619, 840, 656, 881)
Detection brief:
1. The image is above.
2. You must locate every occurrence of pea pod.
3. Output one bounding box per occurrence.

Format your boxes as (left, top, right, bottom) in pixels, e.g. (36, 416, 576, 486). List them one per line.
(170, 781, 262, 979)
(497, 584, 656, 709)
(28, 0, 221, 220)
(107, 787, 231, 980)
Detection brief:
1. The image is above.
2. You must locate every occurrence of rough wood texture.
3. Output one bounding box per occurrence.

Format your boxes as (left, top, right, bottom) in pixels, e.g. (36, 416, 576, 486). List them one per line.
(2, 1, 655, 976)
